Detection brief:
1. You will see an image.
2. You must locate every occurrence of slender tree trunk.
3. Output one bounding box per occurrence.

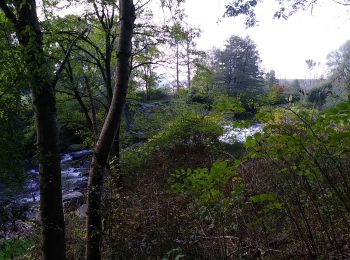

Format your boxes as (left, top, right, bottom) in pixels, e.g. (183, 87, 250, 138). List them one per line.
(0, 1, 66, 259)
(124, 101, 133, 130)
(176, 42, 180, 92)
(85, 75, 98, 138)
(144, 67, 150, 101)
(65, 63, 95, 133)
(85, 0, 135, 259)
(186, 38, 191, 89)
(106, 32, 120, 161)
(109, 132, 120, 161)
(105, 31, 113, 105)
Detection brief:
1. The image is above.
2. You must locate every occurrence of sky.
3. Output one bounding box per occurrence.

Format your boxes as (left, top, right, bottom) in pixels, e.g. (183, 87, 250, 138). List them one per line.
(178, 0, 350, 79)
(55, 0, 350, 80)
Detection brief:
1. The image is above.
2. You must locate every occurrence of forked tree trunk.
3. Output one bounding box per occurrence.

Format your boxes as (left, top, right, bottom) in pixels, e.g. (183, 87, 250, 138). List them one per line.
(85, 0, 135, 259)
(0, 1, 66, 259)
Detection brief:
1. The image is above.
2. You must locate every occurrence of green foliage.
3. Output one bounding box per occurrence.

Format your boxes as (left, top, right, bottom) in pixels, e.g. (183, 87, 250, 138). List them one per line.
(191, 63, 214, 91)
(165, 101, 350, 258)
(305, 82, 332, 109)
(242, 101, 350, 256)
(56, 92, 97, 150)
(121, 104, 224, 174)
(327, 39, 350, 92)
(250, 193, 283, 210)
(148, 109, 223, 150)
(213, 35, 263, 95)
(0, 16, 33, 195)
(0, 238, 35, 259)
(189, 62, 215, 105)
(168, 160, 235, 205)
(120, 145, 151, 174)
(212, 95, 245, 114)
(264, 70, 278, 89)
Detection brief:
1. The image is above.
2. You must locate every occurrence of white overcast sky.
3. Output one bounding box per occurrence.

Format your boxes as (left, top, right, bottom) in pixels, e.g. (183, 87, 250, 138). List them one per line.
(56, 0, 350, 80)
(174, 0, 350, 79)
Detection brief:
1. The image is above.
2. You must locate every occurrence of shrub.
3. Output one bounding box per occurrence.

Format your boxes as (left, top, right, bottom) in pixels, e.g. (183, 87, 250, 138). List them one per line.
(212, 95, 245, 114)
(0, 238, 36, 259)
(242, 101, 350, 258)
(168, 160, 236, 205)
(148, 109, 223, 151)
(120, 108, 224, 175)
(165, 102, 350, 258)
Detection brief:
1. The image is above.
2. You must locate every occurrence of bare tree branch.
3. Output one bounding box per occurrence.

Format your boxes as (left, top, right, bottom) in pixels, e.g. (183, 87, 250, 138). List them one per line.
(52, 28, 89, 87)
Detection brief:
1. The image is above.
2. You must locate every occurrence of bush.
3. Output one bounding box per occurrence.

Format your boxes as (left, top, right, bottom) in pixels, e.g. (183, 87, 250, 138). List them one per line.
(0, 238, 35, 259)
(168, 160, 236, 205)
(241, 102, 350, 258)
(165, 102, 350, 258)
(120, 108, 224, 175)
(212, 95, 245, 114)
(148, 109, 223, 150)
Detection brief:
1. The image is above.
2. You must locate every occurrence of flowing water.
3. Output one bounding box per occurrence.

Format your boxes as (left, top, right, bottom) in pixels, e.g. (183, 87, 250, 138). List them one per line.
(13, 150, 92, 206)
(219, 123, 263, 144)
(3, 124, 263, 206)
(1, 123, 263, 229)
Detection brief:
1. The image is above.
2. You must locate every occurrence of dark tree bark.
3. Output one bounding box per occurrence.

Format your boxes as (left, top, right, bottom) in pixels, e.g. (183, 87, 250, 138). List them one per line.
(85, 0, 135, 259)
(65, 61, 95, 133)
(0, 1, 66, 259)
(85, 75, 99, 138)
(105, 30, 114, 105)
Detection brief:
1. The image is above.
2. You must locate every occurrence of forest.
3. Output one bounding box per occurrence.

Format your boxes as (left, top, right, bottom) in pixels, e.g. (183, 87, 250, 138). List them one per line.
(0, 0, 350, 259)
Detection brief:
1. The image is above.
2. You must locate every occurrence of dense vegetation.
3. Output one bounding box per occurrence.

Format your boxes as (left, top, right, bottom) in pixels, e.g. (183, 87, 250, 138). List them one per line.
(0, 0, 350, 259)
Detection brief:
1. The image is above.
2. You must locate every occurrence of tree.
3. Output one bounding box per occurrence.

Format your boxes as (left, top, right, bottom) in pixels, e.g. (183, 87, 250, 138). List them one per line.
(183, 26, 200, 89)
(225, 0, 350, 27)
(213, 35, 262, 95)
(0, 1, 79, 258)
(168, 21, 188, 91)
(327, 40, 350, 90)
(0, 15, 31, 223)
(305, 58, 318, 86)
(85, 0, 135, 259)
(265, 69, 278, 89)
(131, 23, 164, 101)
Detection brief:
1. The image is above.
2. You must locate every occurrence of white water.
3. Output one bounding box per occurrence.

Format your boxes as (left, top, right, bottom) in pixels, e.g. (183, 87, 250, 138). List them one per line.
(15, 150, 92, 205)
(5, 125, 263, 207)
(219, 123, 263, 144)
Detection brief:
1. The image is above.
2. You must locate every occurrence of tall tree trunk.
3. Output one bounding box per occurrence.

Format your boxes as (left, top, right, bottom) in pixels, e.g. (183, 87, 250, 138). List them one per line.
(66, 62, 95, 133)
(176, 42, 180, 92)
(186, 38, 191, 89)
(85, 75, 99, 138)
(106, 32, 120, 161)
(36, 82, 66, 260)
(85, 0, 135, 259)
(0, 1, 66, 259)
(105, 31, 113, 105)
(144, 66, 150, 101)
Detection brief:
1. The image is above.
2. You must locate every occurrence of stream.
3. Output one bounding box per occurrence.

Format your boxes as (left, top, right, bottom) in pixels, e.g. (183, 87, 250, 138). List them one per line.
(0, 123, 263, 236)
(220, 123, 263, 144)
(11, 150, 92, 208)
(4, 124, 264, 207)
